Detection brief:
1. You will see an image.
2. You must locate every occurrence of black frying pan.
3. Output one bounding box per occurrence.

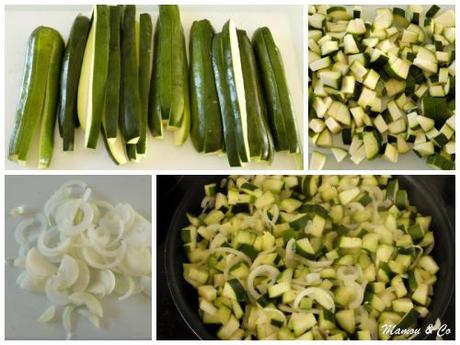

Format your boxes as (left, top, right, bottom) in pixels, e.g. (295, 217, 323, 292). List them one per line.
(164, 176, 454, 340)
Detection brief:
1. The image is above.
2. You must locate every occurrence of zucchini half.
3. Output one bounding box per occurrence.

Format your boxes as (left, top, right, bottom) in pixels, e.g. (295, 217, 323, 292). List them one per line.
(77, 5, 111, 149)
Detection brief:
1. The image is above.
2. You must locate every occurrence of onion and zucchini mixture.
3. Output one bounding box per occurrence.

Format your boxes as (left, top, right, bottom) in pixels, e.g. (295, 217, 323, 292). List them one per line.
(182, 175, 439, 340)
(308, 6, 455, 170)
(8, 181, 151, 339)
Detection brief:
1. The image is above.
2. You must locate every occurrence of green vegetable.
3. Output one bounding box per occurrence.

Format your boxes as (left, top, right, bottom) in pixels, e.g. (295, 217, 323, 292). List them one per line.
(189, 19, 223, 154)
(78, 5, 110, 149)
(158, 5, 188, 129)
(58, 15, 91, 152)
(103, 5, 122, 142)
(137, 13, 153, 157)
(253, 27, 300, 156)
(9, 26, 64, 167)
(120, 5, 141, 146)
(238, 29, 274, 163)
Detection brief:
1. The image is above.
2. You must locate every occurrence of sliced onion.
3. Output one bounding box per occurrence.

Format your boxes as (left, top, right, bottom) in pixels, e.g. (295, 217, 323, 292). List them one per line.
(123, 213, 151, 246)
(56, 255, 79, 288)
(55, 200, 94, 236)
(14, 214, 47, 246)
(88, 269, 116, 297)
(118, 276, 136, 301)
(121, 246, 151, 277)
(46, 276, 69, 306)
(72, 259, 90, 292)
(82, 243, 127, 270)
(264, 308, 287, 326)
(38, 305, 56, 323)
(37, 228, 72, 259)
(210, 247, 252, 265)
(77, 307, 100, 328)
(293, 287, 335, 312)
(16, 271, 46, 292)
(247, 265, 280, 299)
(115, 203, 135, 228)
(63, 304, 76, 340)
(69, 292, 103, 318)
(26, 248, 57, 278)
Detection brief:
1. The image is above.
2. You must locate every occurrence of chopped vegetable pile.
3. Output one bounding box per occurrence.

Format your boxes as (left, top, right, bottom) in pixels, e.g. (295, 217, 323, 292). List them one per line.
(308, 5, 455, 170)
(182, 175, 439, 340)
(9, 180, 151, 339)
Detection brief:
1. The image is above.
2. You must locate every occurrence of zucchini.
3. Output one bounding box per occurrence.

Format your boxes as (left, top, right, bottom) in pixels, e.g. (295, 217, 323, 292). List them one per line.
(189, 19, 223, 154)
(101, 6, 126, 165)
(120, 5, 141, 146)
(212, 21, 250, 166)
(9, 26, 64, 167)
(78, 5, 110, 149)
(238, 29, 274, 162)
(137, 13, 153, 156)
(157, 5, 188, 129)
(253, 27, 300, 155)
(58, 15, 91, 152)
(148, 19, 163, 138)
(103, 6, 122, 143)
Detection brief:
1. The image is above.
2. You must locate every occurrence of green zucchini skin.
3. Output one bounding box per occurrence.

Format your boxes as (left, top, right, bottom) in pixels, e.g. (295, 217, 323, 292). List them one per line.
(189, 19, 223, 154)
(137, 13, 153, 156)
(252, 27, 299, 154)
(237, 29, 274, 163)
(39, 31, 65, 168)
(221, 20, 250, 164)
(148, 19, 163, 138)
(211, 33, 240, 167)
(103, 5, 122, 141)
(9, 26, 64, 165)
(120, 5, 142, 144)
(158, 5, 187, 128)
(58, 15, 90, 152)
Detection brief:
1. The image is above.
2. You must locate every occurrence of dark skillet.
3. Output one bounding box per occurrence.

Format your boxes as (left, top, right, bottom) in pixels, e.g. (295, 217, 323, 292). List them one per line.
(165, 176, 454, 340)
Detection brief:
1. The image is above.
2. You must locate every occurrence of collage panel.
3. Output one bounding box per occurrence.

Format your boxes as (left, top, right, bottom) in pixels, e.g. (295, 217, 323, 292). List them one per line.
(2, 1, 458, 343)
(156, 174, 454, 340)
(5, 4, 304, 171)
(5, 175, 152, 340)
(307, 5, 455, 170)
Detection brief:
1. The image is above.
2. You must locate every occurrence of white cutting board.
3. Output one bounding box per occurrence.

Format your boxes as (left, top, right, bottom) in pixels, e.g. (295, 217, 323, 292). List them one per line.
(5, 176, 152, 340)
(5, 5, 304, 170)
(308, 5, 455, 170)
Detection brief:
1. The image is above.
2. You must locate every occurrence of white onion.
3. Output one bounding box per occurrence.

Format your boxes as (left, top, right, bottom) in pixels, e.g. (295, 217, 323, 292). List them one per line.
(10, 180, 151, 339)
(26, 248, 57, 278)
(247, 265, 280, 299)
(293, 287, 335, 312)
(77, 307, 100, 328)
(37, 228, 72, 259)
(72, 259, 90, 293)
(210, 247, 252, 265)
(69, 292, 103, 318)
(62, 304, 76, 340)
(56, 255, 79, 288)
(38, 305, 56, 323)
(46, 276, 69, 306)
